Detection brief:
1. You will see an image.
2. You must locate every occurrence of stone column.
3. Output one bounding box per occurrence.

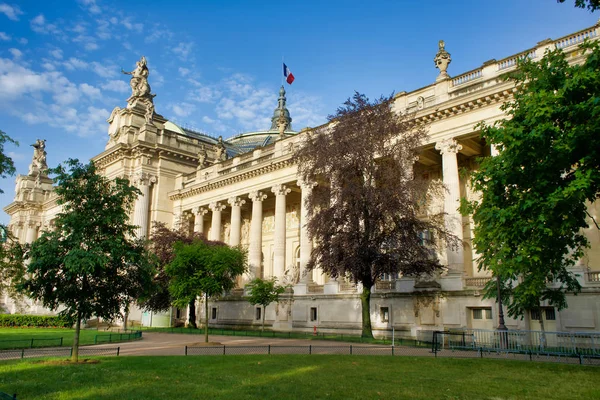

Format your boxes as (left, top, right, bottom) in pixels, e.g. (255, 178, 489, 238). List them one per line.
(298, 181, 314, 283)
(209, 202, 226, 241)
(191, 207, 208, 235)
(133, 172, 156, 238)
(228, 197, 245, 246)
(25, 221, 39, 243)
(248, 191, 267, 278)
(435, 138, 464, 274)
(272, 184, 291, 279)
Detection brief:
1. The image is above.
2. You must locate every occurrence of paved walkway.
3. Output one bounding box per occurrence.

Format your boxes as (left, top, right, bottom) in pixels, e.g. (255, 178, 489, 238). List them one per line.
(87, 332, 400, 356)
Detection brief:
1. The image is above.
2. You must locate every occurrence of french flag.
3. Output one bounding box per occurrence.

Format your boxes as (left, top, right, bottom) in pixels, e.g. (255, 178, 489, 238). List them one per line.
(283, 63, 295, 85)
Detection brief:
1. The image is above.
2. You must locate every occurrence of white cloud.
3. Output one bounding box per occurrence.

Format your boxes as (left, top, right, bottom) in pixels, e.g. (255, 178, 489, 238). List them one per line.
(145, 26, 172, 43)
(91, 61, 117, 78)
(17, 38, 27, 45)
(72, 35, 99, 51)
(72, 23, 87, 34)
(202, 116, 215, 124)
(7, 151, 24, 160)
(173, 42, 194, 60)
(30, 14, 62, 36)
(0, 32, 10, 41)
(101, 80, 129, 93)
(178, 67, 190, 77)
(0, 3, 23, 21)
(169, 102, 195, 118)
(50, 49, 63, 59)
(0, 58, 51, 99)
(42, 62, 56, 71)
(79, 0, 101, 14)
(8, 48, 22, 59)
(122, 18, 143, 33)
(64, 57, 88, 70)
(79, 83, 101, 99)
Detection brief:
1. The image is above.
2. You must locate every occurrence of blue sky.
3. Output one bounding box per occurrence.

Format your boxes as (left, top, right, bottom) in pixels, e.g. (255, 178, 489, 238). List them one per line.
(0, 0, 596, 223)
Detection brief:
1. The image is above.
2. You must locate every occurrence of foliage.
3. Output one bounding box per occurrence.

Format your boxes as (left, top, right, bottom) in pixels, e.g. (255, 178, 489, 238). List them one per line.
(462, 41, 600, 320)
(140, 222, 205, 328)
(2, 356, 600, 400)
(0, 129, 18, 193)
(294, 92, 458, 338)
(19, 159, 155, 361)
(0, 314, 71, 328)
(166, 239, 246, 341)
(558, 0, 600, 11)
(0, 237, 25, 306)
(247, 278, 286, 331)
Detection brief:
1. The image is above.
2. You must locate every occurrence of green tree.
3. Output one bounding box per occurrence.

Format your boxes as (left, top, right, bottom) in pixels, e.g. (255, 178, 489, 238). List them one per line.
(0, 129, 18, 193)
(558, 0, 600, 11)
(19, 159, 155, 362)
(247, 278, 286, 331)
(463, 41, 600, 326)
(294, 93, 458, 338)
(0, 238, 25, 310)
(140, 222, 204, 328)
(166, 239, 246, 342)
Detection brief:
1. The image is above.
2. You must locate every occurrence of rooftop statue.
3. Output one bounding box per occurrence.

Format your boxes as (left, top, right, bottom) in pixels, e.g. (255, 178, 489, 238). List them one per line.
(29, 139, 48, 177)
(121, 56, 156, 121)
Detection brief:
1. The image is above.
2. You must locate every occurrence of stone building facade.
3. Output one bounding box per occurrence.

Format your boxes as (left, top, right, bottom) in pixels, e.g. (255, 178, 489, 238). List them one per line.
(4, 23, 600, 336)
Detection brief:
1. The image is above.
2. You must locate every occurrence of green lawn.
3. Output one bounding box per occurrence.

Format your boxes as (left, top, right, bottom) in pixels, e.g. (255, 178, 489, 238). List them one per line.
(0, 328, 133, 349)
(0, 356, 598, 399)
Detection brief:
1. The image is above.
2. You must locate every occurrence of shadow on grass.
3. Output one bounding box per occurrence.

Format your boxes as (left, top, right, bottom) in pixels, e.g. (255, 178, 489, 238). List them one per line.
(0, 356, 599, 400)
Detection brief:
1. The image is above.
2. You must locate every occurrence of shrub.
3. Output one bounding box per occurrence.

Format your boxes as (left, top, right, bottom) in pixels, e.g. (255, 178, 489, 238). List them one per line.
(0, 314, 71, 328)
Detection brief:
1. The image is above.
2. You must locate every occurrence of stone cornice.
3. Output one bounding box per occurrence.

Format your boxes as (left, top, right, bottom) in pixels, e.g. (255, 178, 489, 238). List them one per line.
(169, 156, 295, 201)
(93, 141, 199, 170)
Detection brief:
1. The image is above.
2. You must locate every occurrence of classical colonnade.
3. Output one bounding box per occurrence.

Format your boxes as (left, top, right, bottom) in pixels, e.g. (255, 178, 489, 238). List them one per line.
(129, 137, 470, 287)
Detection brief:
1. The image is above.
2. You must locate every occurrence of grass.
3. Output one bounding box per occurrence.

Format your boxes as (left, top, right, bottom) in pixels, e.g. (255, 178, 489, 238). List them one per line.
(0, 328, 138, 349)
(0, 356, 598, 399)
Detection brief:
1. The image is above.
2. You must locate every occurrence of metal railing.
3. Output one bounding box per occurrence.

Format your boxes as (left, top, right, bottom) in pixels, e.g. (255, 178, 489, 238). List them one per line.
(0, 337, 63, 350)
(185, 345, 426, 357)
(432, 329, 600, 365)
(0, 347, 120, 361)
(94, 330, 142, 344)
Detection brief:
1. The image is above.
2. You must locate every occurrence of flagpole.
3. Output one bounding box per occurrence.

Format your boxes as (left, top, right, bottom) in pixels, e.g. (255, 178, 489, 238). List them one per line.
(281, 55, 284, 86)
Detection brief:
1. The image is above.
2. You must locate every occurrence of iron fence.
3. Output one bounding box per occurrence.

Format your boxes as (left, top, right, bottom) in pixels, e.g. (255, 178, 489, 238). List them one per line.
(432, 330, 600, 365)
(94, 331, 142, 344)
(0, 337, 63, 350)
(184, 344, 432, 357)
(0, 347, 120, 361)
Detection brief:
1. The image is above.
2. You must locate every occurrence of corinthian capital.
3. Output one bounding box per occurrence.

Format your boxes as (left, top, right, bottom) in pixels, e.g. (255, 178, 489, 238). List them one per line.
(248, 191, 267, 202)
(271, 184, 291, 196)
(133, 171, 157, 186)
(209, 201, 226, 212)
(228, 197, 246, 207)
(435, 138, 463, 155)
(191, 206, 208, 216)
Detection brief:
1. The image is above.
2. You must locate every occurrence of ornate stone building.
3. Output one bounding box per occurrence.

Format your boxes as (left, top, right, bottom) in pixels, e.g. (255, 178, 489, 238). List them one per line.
(4, 23, 600, 335)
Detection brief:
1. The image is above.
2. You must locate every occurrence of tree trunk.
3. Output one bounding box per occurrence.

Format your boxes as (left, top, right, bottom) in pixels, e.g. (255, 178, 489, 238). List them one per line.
(123, 303, 130, 331)
(360, 283, 373, 338)
(262, 305, 266, 332)
(72, 309, 82, 362)
(188, 299, 197, 329)
(538, 307, 547, 350)
(204, 293, 209, 343)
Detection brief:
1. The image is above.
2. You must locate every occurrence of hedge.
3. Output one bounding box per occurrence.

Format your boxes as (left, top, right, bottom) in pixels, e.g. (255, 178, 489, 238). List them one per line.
(0, 314, 71, 328)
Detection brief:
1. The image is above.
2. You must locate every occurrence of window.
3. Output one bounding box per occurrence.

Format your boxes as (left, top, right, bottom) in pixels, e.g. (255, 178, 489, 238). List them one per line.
(380, 273, 398, 281)
(531, 307, 556, 321)
(472, 308, 492, 320)
(175, 308, 181, 319)
(310, 307, 318, 322)
(211, 307, 217, 320)
(380, 307, 389, 323)
(255, 307, 262, 321)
